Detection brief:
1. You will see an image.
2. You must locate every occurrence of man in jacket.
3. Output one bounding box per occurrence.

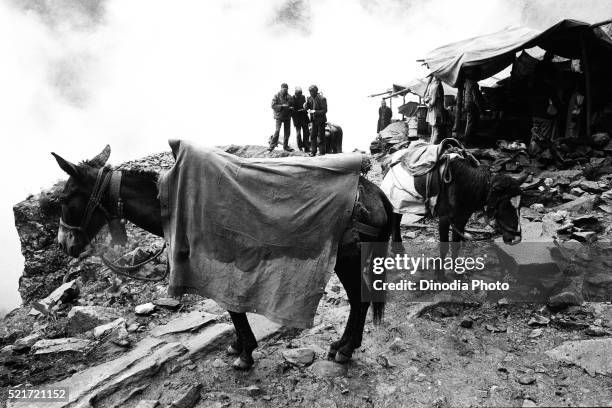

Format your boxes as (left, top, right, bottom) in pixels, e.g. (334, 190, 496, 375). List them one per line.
(424, 75, 444, 144)
(377, 99, 392, 133)
(269, 83, 294, 152)
(305, 85, 327, 156)
(464, 78, 484, 141)
(291, 86, 310, 152)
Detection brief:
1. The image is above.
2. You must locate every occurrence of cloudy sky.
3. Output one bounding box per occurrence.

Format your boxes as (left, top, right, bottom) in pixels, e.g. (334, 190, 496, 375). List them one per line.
(0, 0, 608, 315)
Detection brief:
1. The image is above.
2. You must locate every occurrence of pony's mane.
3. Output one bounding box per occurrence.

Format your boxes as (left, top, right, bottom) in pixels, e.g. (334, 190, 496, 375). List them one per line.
(77, 161, 159, 183)
(121, 169, 160, 182)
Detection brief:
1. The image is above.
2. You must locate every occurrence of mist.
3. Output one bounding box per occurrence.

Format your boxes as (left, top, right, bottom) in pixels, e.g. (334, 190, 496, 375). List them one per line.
(0, 0, 609, 316)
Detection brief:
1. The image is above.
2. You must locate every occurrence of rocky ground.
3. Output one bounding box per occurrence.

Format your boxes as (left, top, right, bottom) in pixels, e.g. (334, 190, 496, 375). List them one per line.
(2, 142, 612, 407)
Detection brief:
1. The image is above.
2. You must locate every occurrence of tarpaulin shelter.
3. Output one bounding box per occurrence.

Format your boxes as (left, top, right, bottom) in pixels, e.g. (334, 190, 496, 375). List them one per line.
(420, 19, 612, 139)
(390, 78, 457, 99)
(421, 19, 612, 87)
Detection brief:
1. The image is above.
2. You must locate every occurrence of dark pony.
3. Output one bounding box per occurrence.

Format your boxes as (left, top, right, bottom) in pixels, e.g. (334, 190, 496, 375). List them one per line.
(52, 146, 392, 370)
(391, 156, 522, 273)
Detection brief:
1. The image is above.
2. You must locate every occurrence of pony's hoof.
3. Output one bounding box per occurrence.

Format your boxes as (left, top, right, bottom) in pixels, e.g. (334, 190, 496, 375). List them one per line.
(334, 350, 352, 364)
(327, 347, 338, 360)
(226, 345, 240, 356)
(232, 357, 253, 370)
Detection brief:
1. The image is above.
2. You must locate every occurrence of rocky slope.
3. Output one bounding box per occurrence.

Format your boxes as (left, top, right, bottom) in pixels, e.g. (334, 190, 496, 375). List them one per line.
(2, 143, 612, 407)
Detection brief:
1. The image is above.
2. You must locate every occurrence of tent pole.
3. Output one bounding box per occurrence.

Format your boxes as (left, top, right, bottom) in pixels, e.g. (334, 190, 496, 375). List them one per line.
(581, 34, 592, 141)
(453, 78, 465, 137)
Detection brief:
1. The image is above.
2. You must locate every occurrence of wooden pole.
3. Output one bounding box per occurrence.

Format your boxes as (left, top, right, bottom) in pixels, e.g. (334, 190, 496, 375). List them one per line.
(581, 34, 592, 141)
(402, 95, 406, 120)
(453, 78, 465, 137)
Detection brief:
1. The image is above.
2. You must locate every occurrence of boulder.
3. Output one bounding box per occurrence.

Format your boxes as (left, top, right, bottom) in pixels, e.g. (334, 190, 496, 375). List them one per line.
(548, 291, 582, 310)
(578, 180, 603, 193)
(552, 194, 598, 212)
(571, 231, 597, 243)
(12, 333, 43, 352)
(546, 338, 612, 376)
(32, 279, 79, 314)
(67, 306, 122, 334)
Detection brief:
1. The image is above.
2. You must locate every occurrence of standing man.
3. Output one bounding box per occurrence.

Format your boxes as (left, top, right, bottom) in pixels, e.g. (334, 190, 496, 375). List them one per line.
(269, 83, 294, 152)
(423, 75, 444, 144)
(463, 78, 484, 141)
(291, 86, 310, 152)
(305, 85, 328, 156)
(377, 99, 392, 133)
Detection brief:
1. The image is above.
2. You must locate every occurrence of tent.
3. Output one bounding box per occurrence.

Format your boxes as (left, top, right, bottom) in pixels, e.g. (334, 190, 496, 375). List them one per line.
(422, 19, 612, 87)
(420, 19, 612, 139)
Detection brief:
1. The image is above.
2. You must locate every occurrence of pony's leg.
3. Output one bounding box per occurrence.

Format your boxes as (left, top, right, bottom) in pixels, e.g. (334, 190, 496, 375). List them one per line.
(391, 213, 402, 242)
(228, 311, 258, 370)
(330, 260, 362, 363)
(437, 216, 451, 281)
(352, 302, 371, 354)
(450, 215, 470, 277)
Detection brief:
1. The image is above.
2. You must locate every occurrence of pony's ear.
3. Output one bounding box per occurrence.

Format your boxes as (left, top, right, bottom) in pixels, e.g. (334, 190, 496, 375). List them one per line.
(52, 153, 81, 179)
(89, 145, 111, 167)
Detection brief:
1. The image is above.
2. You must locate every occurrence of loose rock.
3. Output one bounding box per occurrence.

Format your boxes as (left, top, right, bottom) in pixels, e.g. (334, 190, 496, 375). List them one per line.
(460, 317, 474, 328)
(135, 303, 156, 315)
(282, 348, 315, 366)
(388, 337, 406, 352)
(93, 318, 126, 339)
(67, 306, 122, 334)
(517, 375, 536, 385)
(528, 315, 550, 326)
(135, 401, 160, 408)
(31, 337, 93, 355)
(212, 358, 227, 368)
(169, 384, 201, 408)
(548, 292, 581, 311)
(33, 279, 79, 314)
(153, 297, 181, 310)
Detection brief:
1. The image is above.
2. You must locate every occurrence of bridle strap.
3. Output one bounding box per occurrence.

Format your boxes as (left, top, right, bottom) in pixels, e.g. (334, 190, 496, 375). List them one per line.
(109, 170, 123, 219)
(60, 167, 115, 238)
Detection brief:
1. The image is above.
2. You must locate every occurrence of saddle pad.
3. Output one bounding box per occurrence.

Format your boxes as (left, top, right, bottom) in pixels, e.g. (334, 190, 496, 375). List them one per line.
(158, 140, 362, 328)
(380, 150, 437, 215)
(396, 139, 441, 176)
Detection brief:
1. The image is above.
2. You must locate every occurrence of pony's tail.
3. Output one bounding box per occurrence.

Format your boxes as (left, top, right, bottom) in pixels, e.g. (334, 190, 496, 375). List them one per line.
(371, 190, 394, 325)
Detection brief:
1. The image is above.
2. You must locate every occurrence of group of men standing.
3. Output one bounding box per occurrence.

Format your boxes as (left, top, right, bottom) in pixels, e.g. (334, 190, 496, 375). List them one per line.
(269, 83, 328, 156)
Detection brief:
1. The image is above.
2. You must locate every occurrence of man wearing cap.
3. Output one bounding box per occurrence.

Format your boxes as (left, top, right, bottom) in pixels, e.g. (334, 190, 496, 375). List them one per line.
(269, 83, 294, 152)
(291, 86, 310, 152)
(305, 85, 328, 156)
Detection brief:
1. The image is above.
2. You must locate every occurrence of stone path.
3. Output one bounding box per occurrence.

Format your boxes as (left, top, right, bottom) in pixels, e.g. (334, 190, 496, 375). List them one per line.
(7, 310, 282, 408)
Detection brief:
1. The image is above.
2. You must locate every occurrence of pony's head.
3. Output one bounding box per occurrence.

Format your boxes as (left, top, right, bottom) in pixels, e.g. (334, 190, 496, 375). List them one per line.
(51, 146, 112, 257)
(486, 174, 522, 245)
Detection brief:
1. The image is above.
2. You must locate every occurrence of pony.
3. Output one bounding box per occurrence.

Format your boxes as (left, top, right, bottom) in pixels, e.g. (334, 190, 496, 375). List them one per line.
(51, 145, 392, 369)
(388, 155, 522, 277)
(308, 122, 343, 154)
